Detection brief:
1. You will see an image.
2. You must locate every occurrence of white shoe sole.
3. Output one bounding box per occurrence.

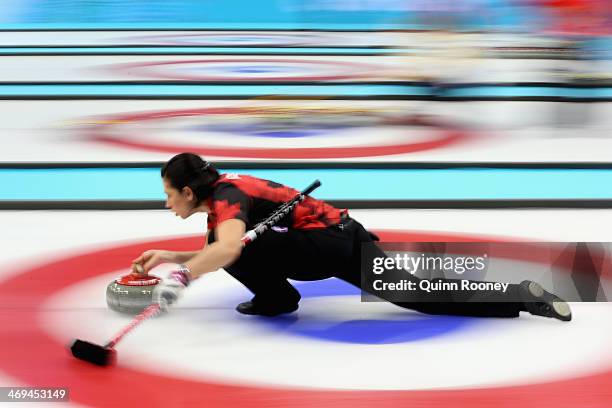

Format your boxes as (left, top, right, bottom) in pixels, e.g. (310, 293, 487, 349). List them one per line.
(553, 300, 572, 318)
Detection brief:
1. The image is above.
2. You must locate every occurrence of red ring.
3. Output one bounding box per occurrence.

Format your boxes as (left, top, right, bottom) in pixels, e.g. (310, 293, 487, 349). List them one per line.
(0, 231, 609, 407)
(110, 58, 381, 82)
(88, 107, 475, 159)
(124, 33, 330, 47)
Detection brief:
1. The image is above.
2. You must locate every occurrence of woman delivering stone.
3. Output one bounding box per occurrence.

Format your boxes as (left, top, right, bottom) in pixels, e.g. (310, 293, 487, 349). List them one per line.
(134, 152, 572, 322)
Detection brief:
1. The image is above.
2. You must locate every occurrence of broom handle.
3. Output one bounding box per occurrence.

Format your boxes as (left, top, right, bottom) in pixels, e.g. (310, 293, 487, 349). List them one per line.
(105, 303, 161, 348)
(105, 179, 322, 349)
(241, 179, 321, 245)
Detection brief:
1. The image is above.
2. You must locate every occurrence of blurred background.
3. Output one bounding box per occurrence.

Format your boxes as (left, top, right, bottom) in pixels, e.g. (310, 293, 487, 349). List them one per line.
(0, 1, 611, 407)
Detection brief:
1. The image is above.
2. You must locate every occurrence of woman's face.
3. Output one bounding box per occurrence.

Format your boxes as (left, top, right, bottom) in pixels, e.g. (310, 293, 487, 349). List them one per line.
(163, 178, 199, 219)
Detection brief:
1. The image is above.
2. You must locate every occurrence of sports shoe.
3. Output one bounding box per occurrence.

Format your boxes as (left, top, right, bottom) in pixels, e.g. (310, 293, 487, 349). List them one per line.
(236, 301, 298, 317)
(519, 280, 572, 322)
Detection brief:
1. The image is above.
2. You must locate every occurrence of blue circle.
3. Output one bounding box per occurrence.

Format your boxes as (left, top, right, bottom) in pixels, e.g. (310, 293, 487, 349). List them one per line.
(212, 37, 274, 44)
(203, 65, 299, 75)
(201, 36, 297, 45)
(254, 278, 475, 345)
(187, 123, 347, 138)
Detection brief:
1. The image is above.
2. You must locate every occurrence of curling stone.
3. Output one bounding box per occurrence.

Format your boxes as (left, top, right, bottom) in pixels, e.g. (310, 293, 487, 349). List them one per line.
(106, 273, 161, 315)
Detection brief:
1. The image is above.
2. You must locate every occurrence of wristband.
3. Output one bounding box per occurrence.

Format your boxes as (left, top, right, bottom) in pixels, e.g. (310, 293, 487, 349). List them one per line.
(169, 264, 192, 287)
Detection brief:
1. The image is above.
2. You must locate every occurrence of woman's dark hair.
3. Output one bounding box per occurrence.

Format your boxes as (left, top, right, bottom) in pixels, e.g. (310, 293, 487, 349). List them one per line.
(161, 153, 220, 203)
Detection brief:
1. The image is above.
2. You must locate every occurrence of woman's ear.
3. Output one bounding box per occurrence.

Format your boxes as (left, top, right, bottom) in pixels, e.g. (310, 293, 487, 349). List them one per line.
(182, 186, 195, 201)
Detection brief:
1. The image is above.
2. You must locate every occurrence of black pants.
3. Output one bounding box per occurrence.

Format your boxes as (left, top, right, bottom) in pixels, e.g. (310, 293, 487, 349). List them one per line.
(216, 218, 522, 318)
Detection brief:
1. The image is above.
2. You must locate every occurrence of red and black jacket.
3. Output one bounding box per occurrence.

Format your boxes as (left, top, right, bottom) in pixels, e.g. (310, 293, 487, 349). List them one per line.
(206, 174, 346, 231)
